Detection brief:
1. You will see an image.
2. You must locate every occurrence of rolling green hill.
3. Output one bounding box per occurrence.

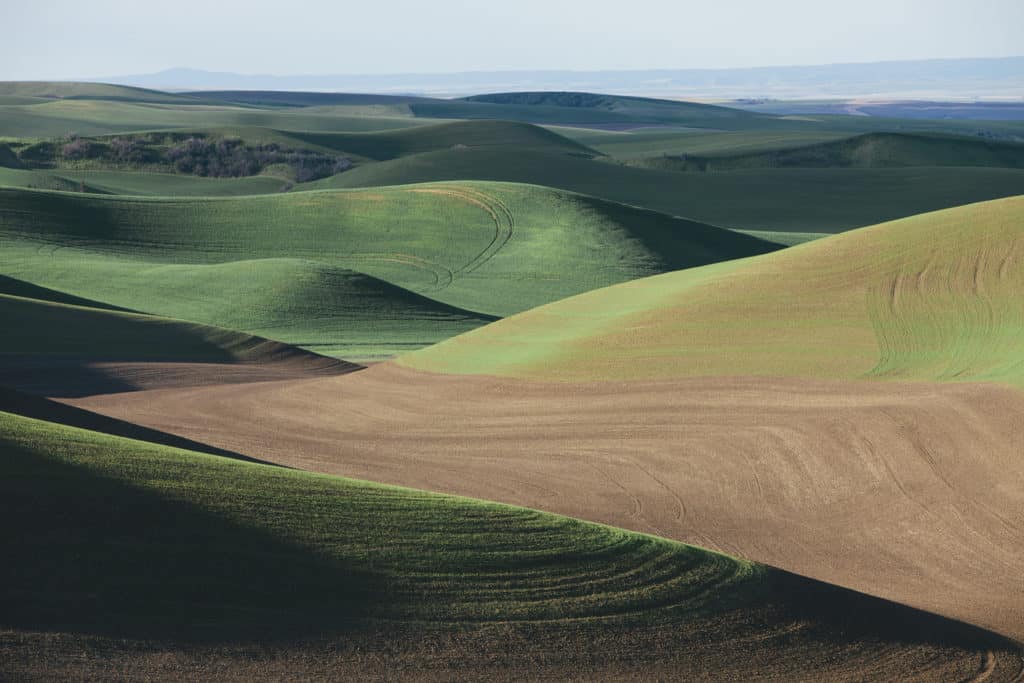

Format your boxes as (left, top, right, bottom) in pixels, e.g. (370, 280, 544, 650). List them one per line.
(0, 98, 431, 138)
(184, 90, 438, 107)
(401, 195, 1024, 385)
(554, 128, 856, 160)
(0, 81, 208, 105)
(0, 166, 291, 196)
(312, 146, 1024, 232)
(1, 409, 1006, 678)
(633, 132, 1024, 172)
(0, 183, 778, 357)
(284, 119, 598, 160)
(3, 258, 497, 359)
(465, 91, 770, 123)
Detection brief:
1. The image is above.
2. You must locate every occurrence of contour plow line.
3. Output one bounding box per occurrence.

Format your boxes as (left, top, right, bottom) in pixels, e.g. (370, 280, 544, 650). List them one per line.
(410, 185, 515, 275)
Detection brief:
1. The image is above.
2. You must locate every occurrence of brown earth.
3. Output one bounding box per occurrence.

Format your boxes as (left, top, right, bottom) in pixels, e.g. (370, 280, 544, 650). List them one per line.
(69, 363, 1024, 645)
(2, 622, 1019, 682)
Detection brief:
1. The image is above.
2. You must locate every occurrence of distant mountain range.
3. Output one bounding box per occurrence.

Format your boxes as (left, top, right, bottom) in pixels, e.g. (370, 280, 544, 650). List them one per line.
(100, 57, 1024, 99)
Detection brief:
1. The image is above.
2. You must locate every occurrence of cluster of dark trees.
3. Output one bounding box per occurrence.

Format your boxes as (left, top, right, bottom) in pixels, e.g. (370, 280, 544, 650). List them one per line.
(17, 132, 352, 183)
(164, 137, 352, 181)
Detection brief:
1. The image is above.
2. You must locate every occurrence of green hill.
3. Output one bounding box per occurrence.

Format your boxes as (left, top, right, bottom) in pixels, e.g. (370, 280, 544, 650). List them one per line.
(0, 81, 207, 105)
(461, 91, 773, 126)
(1, 409, 1006, 679)
(284, 119, 598, 160)
(0, 166, 290, 196)
(401, 196, 1024, 385)
(313, 146, 1024, 232)
(0, 98, 431, 138)
(556, 128, 856, 161)
(406, 91, 788, 130)
(185, 90, 439, 107)
(635, 132, 1024, 172)
(0, 274, 132, 311)
(3, 258, 497, 360)
(0, 183, 778, 357)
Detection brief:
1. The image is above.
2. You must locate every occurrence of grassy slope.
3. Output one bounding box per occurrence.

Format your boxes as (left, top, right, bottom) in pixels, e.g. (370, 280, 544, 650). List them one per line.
(634, 131, 1024, 171)
(0, 81, 207, 104)
(181, 90, 438, 107)
(0, 99, 432, 138)
(0, 275, 132, 311)
(1, 410, 1007, 679)
(0, 120, 591, 196)
(0, 166, 290, 196)
(284, 119, 598, 160)
(556, 128, 856, 160)
(422, 91, 1024, 138)
(3, 259, 497, 360)
(0, 184, 777, 358)
(418, 91, 779, 129)
(402, 196, 1024, 386)
(316, 146, 1024, 232)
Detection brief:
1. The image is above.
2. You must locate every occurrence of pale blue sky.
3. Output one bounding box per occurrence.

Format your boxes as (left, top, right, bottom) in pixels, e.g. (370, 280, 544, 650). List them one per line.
(3, 0, 1023, 79)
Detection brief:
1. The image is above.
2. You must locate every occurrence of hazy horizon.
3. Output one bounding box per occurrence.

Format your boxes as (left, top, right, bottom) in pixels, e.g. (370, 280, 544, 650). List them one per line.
(3, 0, 1023, 81)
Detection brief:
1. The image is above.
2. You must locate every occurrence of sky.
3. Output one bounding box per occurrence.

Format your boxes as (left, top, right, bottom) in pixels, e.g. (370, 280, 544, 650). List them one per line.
(3, 0, 1023, 80)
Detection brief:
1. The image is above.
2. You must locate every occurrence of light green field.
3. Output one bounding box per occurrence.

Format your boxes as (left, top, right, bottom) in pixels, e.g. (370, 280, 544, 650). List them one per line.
(0, 183, 777, 358)
(3, 259, 495, 360)
(0, 99, 434, 138)
(402, 196, 1024, 386)
(0, 166, 290, 196)
(0, 81, 208, 104)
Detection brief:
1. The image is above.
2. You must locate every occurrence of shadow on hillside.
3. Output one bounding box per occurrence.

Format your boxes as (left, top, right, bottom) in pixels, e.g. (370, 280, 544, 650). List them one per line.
(0, 357, 141, 397)
(0, 385, 282, 467)
(769, 568, 1018, 651)
(0, 445, 384, 643)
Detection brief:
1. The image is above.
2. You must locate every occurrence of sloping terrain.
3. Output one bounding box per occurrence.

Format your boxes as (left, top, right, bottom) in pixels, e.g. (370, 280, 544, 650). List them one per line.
(556, 128, 856, 161)
(421, 91, 781, 129)
(182, 90, 437, 107)
(0, 81, 209, 104)
(0, 294, 355, 396)
(0, 166, 291, 196)
(317, 146, 1024, 232)
(284, 119, 599, 160)
(3, 258, 497, 360)
(72, 196, 1024, 646)
(403, 196, 1024, 381)
(634, 131, 1024, 172)
(6, 81, 1024, 679)
(0, 99, 430, 138)
(2, 410, 1017, 680)
(0, 183, 777, 357)
(71, 364, 1024, 649)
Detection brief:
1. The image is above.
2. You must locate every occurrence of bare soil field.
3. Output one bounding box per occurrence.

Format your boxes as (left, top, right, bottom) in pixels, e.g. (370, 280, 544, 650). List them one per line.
(70, 363, 1024, 645)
